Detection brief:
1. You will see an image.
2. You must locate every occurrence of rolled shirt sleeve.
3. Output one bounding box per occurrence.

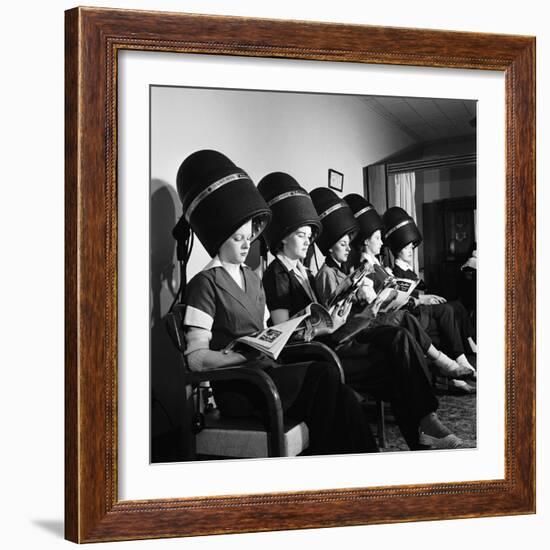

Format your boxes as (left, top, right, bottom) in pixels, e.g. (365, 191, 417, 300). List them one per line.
(183, 273, 216, 330)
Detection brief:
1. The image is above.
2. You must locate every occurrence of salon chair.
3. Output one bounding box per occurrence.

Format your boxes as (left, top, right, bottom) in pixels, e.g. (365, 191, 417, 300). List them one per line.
(166, 304, 345, 459)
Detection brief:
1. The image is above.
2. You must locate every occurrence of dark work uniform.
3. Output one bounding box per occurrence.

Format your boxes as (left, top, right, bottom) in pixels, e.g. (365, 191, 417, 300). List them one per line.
(263, 257, 439, 450)
(392, 263, 475, 358)
(183, 260, 377, 455)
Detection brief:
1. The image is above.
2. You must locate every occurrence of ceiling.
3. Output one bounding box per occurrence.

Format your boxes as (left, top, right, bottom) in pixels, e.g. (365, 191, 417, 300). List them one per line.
(360, 96, 477, 143)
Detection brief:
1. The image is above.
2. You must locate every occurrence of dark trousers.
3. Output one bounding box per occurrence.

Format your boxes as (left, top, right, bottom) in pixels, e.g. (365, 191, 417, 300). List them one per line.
(415, 302, 465, 359)
(213, 360, 378, 455)
(337, 325, 439, 450)
(447, 300, 476, 348)
(398, 311, 433, 353)
(368, 311, 433, 354)
(285, 361, 378, 455)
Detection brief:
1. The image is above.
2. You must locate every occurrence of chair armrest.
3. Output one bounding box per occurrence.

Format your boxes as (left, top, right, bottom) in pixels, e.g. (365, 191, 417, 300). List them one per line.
(187, 365, 279, 401)
(187, 365, 285, 456)
(279, 341, 345, 383)
(165, 310, 185, 353)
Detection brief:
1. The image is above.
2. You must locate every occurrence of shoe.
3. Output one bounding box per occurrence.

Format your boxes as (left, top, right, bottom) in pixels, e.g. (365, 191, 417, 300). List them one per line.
(432, 350, 475, 379)
(447, 379, 476, 395)
(419, 432, 464, 449)
(455, 355, 477, 380)
(435, 360, 474, 379)
(464, 368, 477, 381)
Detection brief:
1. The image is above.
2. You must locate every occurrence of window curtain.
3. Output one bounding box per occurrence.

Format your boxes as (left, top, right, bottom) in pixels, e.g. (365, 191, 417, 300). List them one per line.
(394, 171, 419, 273)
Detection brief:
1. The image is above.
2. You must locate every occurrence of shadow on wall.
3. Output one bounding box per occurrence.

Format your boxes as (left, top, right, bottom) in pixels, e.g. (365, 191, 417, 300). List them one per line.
(151, 180, 180, 323)
(150, 179, 186, 462)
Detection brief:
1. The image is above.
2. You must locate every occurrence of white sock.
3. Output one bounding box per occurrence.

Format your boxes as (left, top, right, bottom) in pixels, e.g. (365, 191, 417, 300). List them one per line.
(468, 337, 477, 354)
(432, 350, 457, 371)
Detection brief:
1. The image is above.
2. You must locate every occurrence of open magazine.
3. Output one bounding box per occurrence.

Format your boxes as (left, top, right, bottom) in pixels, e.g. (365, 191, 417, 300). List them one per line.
(327, 263, 419, 316)
(329, 272, 419, 344)
(223, 303, 333, 360)
(371, 276, 420, 315)
(326, 262, 374, 310)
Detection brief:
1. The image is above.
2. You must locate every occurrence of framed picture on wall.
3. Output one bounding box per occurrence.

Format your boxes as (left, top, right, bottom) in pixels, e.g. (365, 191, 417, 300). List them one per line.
(65, 7, 535, 543)
(328, 168, 344, 191)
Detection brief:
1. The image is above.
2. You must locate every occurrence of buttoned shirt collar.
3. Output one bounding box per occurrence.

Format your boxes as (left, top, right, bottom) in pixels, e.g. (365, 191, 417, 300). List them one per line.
(364, 252, 381, 266)
(276, 253, 309, 280)
(203, 255, 247, 289)
(395, 257, 413, 272)
(203, 255, 249, 273)
(202, 255, 223, 271)
(276, 253, 317, 302)
(324, 255, 347, 276)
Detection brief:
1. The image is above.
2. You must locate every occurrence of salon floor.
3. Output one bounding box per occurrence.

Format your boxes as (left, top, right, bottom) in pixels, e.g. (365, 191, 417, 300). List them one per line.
(375, 390, 477, 452)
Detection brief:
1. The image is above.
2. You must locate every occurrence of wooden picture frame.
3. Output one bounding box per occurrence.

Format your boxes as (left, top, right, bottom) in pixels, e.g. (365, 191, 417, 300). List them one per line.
(328, 168, 344, 192)
(65, 6, 536, 543)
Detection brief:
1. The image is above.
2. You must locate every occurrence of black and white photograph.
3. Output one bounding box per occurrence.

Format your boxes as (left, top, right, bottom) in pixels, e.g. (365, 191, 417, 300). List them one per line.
(149, 86, 478, 463)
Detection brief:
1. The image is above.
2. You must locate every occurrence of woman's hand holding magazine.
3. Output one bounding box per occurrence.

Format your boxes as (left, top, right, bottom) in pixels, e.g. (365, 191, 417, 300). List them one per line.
(326, 262, 374, 309)
(328, 301, 354, 331)
(329, 299, 377, 345)
(326, 272, 417, 345)
(223, 303, 335, 360)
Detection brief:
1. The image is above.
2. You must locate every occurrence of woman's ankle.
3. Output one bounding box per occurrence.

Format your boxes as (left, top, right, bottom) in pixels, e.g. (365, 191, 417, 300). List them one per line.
(419, 412, 452, 438)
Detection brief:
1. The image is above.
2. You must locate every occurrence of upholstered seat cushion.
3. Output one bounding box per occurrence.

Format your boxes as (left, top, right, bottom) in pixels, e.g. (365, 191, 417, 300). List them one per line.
(196, 410, 309, 458)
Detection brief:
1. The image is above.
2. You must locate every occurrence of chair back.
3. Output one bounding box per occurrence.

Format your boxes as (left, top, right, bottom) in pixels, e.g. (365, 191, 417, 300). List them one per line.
(165, 304, 188, 366)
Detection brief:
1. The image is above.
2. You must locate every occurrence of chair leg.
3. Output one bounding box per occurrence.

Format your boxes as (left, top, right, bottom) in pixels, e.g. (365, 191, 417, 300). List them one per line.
(266, 405, 286, 457)
(181, 386, 198, 460)
(376, 399, 387, 449)
(268, 427, 286, 457)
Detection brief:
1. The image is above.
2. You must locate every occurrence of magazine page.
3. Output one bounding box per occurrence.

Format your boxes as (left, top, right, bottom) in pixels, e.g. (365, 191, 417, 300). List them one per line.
(326, 262, 374, 309)
(374, 278, 419, 314)
(290, 302, 334, 342)
(234, 313, 311, 359)
(227, 303, 334, 359)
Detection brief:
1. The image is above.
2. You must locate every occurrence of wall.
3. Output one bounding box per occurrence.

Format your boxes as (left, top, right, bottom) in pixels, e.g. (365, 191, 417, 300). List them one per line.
(2, 2, 547, 550)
